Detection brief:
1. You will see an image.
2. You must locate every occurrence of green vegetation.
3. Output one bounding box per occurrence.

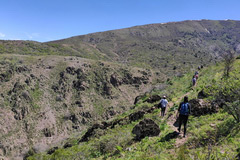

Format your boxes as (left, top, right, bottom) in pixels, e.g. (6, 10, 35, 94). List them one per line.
(1, 20, 240, 159)
(28, 59, 240, 159)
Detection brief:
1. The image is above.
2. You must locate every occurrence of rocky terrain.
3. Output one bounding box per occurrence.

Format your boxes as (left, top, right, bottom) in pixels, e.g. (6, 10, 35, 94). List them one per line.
(0, 54, 158, 159)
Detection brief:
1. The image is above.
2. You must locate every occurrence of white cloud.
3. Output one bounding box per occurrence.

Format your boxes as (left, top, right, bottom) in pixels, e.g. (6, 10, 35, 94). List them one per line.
(0, 32, 6, 38)
(25, 32, 40, 40)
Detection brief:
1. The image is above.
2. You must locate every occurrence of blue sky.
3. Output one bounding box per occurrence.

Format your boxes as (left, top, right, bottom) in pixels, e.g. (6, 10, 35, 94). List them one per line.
(0, 0, 240, 42)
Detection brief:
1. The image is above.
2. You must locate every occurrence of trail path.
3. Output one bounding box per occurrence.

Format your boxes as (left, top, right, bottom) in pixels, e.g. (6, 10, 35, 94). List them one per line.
(165, 91, 192, 148)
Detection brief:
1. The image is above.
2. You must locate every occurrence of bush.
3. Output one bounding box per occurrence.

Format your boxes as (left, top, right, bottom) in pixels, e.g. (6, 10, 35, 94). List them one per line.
(206, 69, 240, 122)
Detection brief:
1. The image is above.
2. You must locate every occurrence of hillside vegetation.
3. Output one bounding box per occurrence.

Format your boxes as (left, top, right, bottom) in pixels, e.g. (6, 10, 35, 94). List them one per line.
(0, 54, 158, 159)
(27, 58, 240, 160)
(0, 20, 240, 160)
(50, 20, 240, 75)
(1, 20, 240, 76)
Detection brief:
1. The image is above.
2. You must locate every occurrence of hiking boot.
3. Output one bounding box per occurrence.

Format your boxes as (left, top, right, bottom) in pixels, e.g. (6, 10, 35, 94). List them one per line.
(183, 134, 186, 138)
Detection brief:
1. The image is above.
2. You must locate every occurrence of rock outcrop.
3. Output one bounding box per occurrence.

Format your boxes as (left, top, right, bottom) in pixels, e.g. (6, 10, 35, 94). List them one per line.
(132, 119, 160, 141)
(189, 99, 219, 117)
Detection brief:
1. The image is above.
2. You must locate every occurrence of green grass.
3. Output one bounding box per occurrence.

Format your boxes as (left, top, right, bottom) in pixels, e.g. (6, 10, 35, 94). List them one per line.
(27, 60, 240, 160)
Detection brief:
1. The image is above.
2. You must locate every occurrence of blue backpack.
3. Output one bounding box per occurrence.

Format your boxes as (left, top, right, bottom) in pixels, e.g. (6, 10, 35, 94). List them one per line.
(180, 103, 189, 115)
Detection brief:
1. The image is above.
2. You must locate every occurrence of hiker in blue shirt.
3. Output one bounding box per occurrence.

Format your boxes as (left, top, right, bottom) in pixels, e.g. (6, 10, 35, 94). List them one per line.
(159, 96, 168, 117)
(178, 96, 191, 137)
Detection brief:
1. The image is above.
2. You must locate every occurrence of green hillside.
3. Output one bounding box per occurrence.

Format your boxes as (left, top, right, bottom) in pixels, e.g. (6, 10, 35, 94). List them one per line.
(1, 20, 240, 77)
(27, 58, 240, 160)
(0, 40, 80, 56)
(49, 20, 240, 76)
(1, 20, 240, 160)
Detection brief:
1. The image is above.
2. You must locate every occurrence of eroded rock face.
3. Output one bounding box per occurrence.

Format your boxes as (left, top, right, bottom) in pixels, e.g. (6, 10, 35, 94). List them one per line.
(0, 56, 154, 159)
(189, 99, 219, 117)
(132, 119, 160, 141)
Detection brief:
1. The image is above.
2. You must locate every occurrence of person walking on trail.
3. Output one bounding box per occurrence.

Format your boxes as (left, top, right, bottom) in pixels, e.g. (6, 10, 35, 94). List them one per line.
(194, 71, 199, 80)
(159, 96, 168, 117)
(178, 96, 191, 137)
(192, 76, 196, 86)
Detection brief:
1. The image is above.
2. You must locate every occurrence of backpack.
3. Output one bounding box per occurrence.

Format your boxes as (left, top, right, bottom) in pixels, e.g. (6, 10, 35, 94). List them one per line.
(158, 99, 165, 108)
(158, 101, 163, 108)
(180, 103, 189, 115)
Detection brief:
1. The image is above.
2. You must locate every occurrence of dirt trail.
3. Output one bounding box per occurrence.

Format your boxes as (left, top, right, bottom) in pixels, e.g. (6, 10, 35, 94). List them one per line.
(165, 91, 192, 148)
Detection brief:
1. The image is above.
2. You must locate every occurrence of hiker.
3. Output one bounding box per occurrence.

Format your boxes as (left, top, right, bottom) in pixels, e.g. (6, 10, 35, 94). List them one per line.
(159, 96, 168, 117)
(195, 73, 199, 80)
(194, 71, 199, 80)
(178, 96, 191, 137)
(195, 71, 199, 76)
(192, 76, 196, 86)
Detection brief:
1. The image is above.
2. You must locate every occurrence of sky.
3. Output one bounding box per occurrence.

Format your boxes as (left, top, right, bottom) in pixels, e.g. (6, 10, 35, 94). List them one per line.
(0, 0, 240, 42)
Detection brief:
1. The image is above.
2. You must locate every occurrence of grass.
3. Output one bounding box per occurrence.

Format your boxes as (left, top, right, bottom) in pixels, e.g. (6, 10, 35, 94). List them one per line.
(27, 59, 240, 160)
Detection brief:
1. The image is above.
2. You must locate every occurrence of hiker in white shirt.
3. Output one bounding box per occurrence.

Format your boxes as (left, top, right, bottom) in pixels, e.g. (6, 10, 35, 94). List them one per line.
(159, 96, 168, 117)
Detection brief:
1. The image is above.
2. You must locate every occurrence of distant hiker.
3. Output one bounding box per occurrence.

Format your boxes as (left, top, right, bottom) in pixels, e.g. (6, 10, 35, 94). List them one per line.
(198, 66, 201, 70)
(195, 74, 199, 80)
(195, 71, 199, 76)
(159, 96, 168, 117)
(178, 96, 191, 137)
(192, 76, 196, 86)
(194, 71, 199, 80)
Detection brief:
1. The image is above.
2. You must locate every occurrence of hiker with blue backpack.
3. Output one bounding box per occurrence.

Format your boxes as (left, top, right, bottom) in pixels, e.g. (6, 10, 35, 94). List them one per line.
(159, 96, 168, 117)
(178, 96, 191, 137)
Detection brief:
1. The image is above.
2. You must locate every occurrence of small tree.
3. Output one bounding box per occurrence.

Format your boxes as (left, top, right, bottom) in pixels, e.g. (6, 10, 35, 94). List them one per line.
(221, 50, 235, 78)
(206, 70, 240, 122)
(225, 101, 240, 123)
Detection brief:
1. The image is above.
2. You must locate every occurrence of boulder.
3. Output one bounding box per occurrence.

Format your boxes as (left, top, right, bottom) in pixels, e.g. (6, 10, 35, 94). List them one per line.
(56, 95, 63, 101)
(80, 112, 92, 119)
(66, 66, 76, 75)
(197, 89, 209, 99)
(134, 95, 145, 104)
(145, 95, 161, 103)
(63, 142, 72, 149)
(129, 111, 145, 121)
(75, 101, 83, 107)
(104, 107, 118, 120)
(47, 147, 58, 155)
(73, 80, 85, 91)
(15, 66, 31, 73)
(21, 91, 31, 101)
(43, 128, 54, 137)
(189, 99, 218, 117)
(79, 123, 105, 142)
(132, 119, 160, 141)
(102, 82, 112, 96)
(110, 73, 121, 87)
(11, 106, 29, 120)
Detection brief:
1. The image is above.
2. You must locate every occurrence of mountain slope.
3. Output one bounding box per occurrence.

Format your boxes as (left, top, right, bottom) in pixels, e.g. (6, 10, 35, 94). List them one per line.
(0, 54, 159, 159)
(27, 58, 240, 160)
(1, 20, 240, 76)
(0, 20, 240, 159)
(48, 20, 240, 75)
